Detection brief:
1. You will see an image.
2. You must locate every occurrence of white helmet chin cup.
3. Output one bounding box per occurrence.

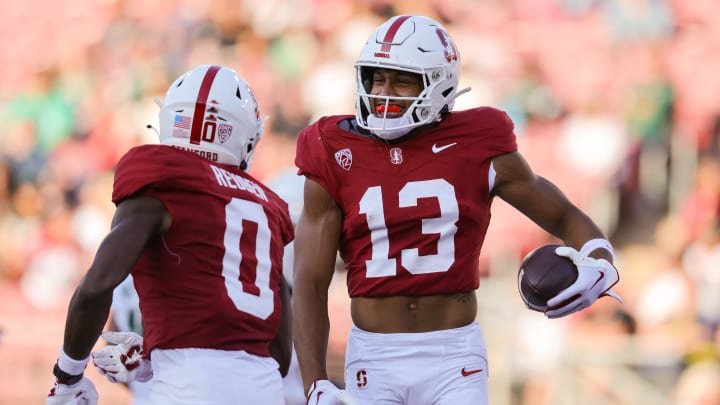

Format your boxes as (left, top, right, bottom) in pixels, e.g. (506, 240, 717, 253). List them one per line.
(365, 113, 414, 140)
(157, 64, 264, 171)
(354, 15, 465, 135)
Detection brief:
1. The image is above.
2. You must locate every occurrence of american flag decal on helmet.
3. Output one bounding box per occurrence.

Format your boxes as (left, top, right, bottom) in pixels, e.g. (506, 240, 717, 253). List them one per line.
(174, 115, 191, 129)
(335, 149, 352, 171)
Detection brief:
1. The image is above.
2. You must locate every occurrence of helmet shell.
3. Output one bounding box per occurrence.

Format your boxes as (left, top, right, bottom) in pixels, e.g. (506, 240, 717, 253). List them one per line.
(158, 65, 264, 170)
(355, 15, 461, 132)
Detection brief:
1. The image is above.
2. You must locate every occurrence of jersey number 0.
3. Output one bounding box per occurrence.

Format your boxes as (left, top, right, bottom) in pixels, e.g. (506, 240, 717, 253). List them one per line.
(221, 198, 274, 320)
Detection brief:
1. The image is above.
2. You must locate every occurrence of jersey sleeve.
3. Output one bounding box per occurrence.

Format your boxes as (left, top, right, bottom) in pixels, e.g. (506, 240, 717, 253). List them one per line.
(476, 107, 518, 156)
(112, 146, 176, 204)
(294, 118, 342, 202)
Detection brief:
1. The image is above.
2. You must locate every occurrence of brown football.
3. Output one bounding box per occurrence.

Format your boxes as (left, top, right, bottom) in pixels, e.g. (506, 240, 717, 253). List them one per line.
(518, 245, 578, 312)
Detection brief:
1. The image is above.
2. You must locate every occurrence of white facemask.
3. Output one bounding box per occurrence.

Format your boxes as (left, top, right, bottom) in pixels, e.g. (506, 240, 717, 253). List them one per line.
(366, 114, 414, 140)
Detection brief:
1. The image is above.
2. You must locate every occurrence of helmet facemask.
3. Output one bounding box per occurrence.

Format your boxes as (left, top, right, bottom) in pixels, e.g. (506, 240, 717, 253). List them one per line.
(356, 65, 458, 139)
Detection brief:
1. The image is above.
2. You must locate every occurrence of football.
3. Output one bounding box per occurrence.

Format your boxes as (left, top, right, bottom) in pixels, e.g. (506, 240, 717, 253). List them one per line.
(518, 244, 578, 312)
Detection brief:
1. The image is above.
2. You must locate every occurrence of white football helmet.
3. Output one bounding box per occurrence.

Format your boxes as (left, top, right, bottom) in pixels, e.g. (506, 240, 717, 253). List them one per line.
(355, 15, 469, 137)
(158, 64, 265, 171)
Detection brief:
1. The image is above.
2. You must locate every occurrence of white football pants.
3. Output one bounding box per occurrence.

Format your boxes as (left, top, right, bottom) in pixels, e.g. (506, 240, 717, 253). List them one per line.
(344, 322, 489, 405)
(147, 347, 284, 404)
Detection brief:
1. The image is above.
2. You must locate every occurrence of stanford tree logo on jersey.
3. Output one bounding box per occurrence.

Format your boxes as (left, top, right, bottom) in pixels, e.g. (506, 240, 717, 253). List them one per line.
(389, 147, 403, 164)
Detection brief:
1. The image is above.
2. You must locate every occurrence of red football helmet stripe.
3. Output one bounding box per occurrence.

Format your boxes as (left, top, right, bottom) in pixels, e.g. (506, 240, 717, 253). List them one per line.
(190, 65, 221, 145)
(380, 15, 411, 53)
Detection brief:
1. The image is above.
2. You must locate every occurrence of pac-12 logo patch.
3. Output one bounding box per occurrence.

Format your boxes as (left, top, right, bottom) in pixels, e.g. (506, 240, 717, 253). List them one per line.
(217, 124, 232, 143)
(335, 148, 352, 170)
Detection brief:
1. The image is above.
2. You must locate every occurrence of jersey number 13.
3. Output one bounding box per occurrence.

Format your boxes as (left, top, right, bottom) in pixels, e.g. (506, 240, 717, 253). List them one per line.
(359, 179, 459, 278)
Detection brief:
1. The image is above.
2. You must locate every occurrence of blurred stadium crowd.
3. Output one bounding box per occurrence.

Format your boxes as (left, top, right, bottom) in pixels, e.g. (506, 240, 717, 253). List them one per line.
(1, 0, 720, 403)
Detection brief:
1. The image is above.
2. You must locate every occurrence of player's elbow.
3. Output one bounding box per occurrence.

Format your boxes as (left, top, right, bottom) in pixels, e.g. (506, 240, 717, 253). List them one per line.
(293, 266, 331, 298)
(71, 277, 114, 311)
(75, 269, 118, 301)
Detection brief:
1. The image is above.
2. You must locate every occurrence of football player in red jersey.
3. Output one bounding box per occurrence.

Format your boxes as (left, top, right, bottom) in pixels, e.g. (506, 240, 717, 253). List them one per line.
(46, 65, 294, 405)
(292, 15, 621, 405)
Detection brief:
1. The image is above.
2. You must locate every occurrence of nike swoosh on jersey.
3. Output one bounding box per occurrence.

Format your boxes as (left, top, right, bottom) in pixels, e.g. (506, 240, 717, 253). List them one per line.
(461, 367, 483, 377)
(431, 142, 457, 153)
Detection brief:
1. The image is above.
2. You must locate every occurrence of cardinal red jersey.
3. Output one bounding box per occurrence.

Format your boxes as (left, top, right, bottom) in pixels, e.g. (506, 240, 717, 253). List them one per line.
(112, 145, 294, 357)
(296, 107, 517, 297)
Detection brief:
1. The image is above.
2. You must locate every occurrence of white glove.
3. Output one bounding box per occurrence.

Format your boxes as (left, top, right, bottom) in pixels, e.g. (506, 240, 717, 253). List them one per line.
(46, 376, 98, 405)
(307, 379, 359, 405)
(545, 246, 622, 319)
(92, 331, 153, 383)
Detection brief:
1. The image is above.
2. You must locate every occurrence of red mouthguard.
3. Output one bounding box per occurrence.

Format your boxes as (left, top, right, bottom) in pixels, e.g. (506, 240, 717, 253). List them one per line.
(376, 104, 402, 114)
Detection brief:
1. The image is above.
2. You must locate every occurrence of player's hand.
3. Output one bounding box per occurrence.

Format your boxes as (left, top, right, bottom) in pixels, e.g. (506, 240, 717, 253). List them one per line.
(545, 246, 622, 319)
(306, 379, 359, 405)
(92, 331, 153, 383)
(46, 376, 98, 405)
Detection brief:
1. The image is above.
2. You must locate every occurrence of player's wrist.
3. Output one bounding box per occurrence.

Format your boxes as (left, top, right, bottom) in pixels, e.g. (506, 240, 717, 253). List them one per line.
(136, 357, 154, 382)
(306, 378, 335, 397)
(53, 363, 84, 385)
(579, 238, 614, 262)
(54, 350, 89, 385)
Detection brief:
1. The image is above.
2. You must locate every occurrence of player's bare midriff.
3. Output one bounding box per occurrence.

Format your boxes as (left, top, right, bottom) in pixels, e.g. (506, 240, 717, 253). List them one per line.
(350, 292, 478, 333)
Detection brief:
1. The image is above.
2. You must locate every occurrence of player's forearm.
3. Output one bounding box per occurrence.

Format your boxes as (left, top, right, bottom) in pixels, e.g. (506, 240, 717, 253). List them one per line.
(62, 286, 114, 360)
(556, 209, 610, 257)
(269, 277, 293, 377)
(292, 286, 331, 392)
(519, 184, 608, 253)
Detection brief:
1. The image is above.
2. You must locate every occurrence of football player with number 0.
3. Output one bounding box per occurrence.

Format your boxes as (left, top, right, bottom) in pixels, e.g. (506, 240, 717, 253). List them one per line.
(292, 15, 621, 405)
(46, 64, 294, 405)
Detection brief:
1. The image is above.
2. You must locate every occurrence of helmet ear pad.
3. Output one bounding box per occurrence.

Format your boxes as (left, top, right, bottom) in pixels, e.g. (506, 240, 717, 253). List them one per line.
(157, 64, 265, 171)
